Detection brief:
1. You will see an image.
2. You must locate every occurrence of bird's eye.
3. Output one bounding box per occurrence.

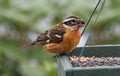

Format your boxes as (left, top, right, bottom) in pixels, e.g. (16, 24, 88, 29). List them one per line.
(70, 20, 77, 25)
(64, 20, 77, 26)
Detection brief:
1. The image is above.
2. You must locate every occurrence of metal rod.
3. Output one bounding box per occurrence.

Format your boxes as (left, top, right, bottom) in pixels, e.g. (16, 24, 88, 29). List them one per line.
(79, 0, 105, 58)
(81, 0, 101, 36)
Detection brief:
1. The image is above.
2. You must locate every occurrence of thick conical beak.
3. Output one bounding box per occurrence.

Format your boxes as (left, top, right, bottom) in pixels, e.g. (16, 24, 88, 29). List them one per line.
(81, 21, 85, 25)
(77, 20, 85, 27)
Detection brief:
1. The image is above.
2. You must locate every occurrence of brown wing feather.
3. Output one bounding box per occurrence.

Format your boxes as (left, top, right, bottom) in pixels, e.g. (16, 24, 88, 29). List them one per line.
(24, 24, 66, 47)
(22, 23, 66, 47)
(48, 24, 66, 43)
(21, 31, 49, 48)
(36, 30, 49, 45)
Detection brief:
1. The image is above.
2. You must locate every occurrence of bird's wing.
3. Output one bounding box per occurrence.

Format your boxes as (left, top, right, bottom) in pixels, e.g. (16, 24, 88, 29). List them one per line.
(22, 24, 66, 47)
(29, 24, 66, 46)
(21, 30, 49, 48)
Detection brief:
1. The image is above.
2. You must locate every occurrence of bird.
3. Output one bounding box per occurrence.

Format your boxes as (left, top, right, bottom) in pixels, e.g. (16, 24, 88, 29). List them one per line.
(23, 16, 85, 55)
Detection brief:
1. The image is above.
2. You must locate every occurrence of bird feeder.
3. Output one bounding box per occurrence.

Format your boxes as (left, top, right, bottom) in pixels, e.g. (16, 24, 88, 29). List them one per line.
(57, 45, 120, 76)
(57, 0, 120, 76)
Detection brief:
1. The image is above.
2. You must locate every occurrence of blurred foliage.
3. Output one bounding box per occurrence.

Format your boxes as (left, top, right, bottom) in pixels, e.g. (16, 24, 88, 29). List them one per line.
(0, 0, 120, 76)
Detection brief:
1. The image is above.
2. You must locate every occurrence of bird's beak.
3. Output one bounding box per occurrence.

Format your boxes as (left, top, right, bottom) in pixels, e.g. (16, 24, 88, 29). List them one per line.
(77, 20, 85, 27)
(81, 21, 85, 25)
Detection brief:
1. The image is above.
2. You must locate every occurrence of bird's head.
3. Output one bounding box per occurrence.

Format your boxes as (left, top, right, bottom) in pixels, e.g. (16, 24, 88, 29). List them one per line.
(62, 16, 85, 30)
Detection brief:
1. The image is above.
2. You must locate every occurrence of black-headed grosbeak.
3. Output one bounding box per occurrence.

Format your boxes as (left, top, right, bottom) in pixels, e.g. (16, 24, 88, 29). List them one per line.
(23, 16, 85, 54)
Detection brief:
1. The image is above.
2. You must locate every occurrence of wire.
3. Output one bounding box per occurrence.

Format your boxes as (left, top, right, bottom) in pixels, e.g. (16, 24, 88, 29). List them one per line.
(79, 32, 91, 57)
(79, 0, 105, 58)
(81, 0, 101, 36)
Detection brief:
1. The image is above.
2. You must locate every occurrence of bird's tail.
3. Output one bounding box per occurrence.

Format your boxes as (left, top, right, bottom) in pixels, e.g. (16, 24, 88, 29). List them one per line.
(20, 41, 37, 48)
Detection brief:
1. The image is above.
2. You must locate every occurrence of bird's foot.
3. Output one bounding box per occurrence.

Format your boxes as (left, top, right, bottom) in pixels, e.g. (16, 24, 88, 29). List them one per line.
(52, 53, 73, 59)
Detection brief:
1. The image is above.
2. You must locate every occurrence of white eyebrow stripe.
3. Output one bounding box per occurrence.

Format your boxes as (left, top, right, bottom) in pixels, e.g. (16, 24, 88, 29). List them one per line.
(63, 18, 75, 22)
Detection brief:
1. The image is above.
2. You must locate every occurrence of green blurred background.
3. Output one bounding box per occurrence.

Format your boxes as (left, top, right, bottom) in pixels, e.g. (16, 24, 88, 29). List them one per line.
(0, 0, 120, 76)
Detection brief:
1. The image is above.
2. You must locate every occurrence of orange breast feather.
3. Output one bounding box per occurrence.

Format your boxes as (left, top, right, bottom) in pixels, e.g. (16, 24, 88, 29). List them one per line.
(43, 29, 81, 54)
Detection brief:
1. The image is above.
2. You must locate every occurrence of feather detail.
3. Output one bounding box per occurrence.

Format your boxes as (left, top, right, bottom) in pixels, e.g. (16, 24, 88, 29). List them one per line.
(43, 28, 81, 54)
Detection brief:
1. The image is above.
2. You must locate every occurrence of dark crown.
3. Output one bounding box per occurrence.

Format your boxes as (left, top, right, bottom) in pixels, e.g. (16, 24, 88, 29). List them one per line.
(65, 16, 80, 19)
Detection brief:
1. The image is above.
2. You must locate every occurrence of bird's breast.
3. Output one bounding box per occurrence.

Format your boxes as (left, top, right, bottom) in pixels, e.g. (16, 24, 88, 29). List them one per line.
(60, 30, 81, 53)
(43, 29, 81, 54)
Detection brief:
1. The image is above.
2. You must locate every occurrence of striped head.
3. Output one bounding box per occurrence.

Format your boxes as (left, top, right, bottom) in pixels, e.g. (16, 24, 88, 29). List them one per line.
(63, 16, 85, 30)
